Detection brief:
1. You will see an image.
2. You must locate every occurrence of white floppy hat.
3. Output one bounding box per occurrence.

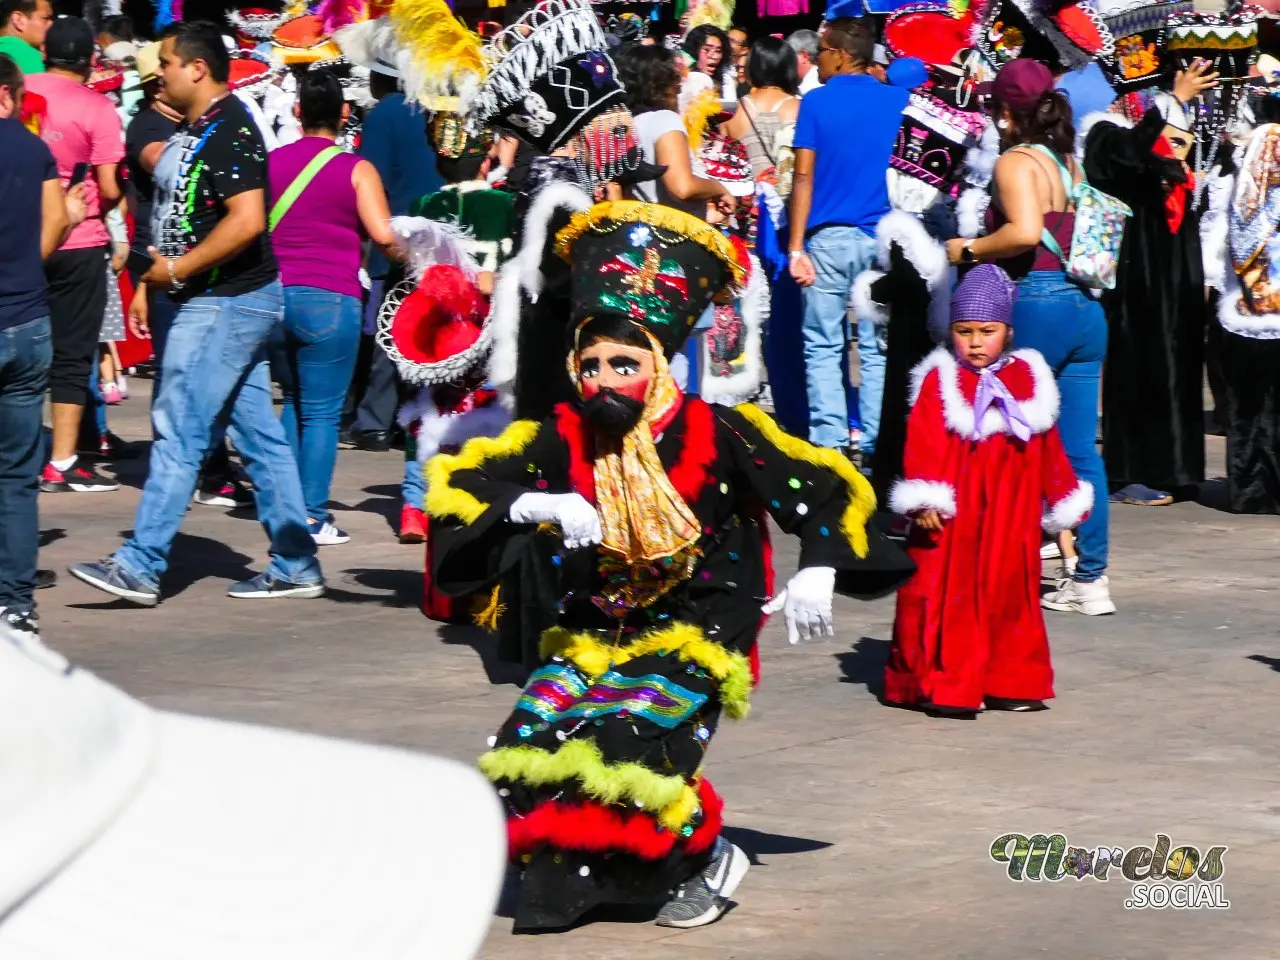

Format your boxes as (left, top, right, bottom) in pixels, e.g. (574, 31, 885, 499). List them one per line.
(0, 630, 505, 960)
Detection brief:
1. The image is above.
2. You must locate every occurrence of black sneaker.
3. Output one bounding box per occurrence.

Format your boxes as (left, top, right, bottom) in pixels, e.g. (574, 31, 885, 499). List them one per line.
(227, 572, 325, 600)
(41, 460, 119, 493)
(193, 475, 255, 508)
(0, 607, 40, 643)
(68, 558, 160, 606)
(985, 696, 1049, 712)
(655, 837, 750, 929)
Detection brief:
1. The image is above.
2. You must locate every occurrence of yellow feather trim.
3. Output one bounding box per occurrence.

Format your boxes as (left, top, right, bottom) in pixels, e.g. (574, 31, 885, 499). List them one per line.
(424, 419, 540, 524)
(472, 584, 504, 632)
(478, 739, 700, 829)
(540, 622, 752, 720)
(734, 403, 876, 559)
(390, 0, 487, 110)
(683, 88, 721, 153)
(554, 200, 747, 290)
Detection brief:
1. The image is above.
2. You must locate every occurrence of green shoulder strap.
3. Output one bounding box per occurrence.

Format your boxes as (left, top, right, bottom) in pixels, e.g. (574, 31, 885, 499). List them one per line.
(269, 146, 342, 232)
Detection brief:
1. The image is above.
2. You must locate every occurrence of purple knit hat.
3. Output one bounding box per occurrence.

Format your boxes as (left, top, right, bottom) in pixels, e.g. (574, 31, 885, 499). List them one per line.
(950, 264, 1018, 325)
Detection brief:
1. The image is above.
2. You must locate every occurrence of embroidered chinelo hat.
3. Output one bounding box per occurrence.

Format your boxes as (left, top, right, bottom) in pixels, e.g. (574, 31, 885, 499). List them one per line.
(1095, 0, 1190, 92)
(554, 201, 747, 360)
(469, 0, 628, 154)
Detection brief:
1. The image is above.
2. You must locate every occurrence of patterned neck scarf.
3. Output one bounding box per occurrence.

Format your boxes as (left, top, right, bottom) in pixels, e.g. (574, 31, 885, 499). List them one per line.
(961, 353, 1031, 442)
(567, 326, 702, 565)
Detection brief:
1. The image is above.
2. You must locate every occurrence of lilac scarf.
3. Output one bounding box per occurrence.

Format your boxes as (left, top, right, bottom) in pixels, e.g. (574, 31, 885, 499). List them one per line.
(963, 355, 1031, 442)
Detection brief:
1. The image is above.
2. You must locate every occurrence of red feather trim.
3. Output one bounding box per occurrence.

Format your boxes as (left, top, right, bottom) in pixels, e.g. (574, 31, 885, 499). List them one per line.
(552, 397, 719, 506)
(553, 402, 596, 503)
(507, 779, 724, 861)
(666, 397, 716, 505)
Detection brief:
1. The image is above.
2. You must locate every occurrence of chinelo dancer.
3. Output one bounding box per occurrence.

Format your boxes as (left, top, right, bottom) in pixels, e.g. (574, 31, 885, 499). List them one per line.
(425, 200, 913, 931)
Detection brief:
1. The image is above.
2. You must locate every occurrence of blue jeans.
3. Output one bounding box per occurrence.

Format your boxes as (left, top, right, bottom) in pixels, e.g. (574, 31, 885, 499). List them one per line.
(802, 226, 884, 451)
(1011, 271, 1109, 582)
(115, 282, 320, 587)
(269, 287, 362, 522)
(0, 317, 51, 612)
(402, 438, 424, 511)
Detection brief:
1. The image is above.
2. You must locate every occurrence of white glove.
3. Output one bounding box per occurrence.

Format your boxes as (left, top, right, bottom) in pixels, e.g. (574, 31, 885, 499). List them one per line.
(509, 492, 603, 550)
(761, 566, 836, 645)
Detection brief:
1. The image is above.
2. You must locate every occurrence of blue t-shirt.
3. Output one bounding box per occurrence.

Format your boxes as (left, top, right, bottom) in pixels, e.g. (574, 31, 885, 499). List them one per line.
(359, 92, 443, 278)
(0, 118, 58, 330)
(792, 73, 909, 234)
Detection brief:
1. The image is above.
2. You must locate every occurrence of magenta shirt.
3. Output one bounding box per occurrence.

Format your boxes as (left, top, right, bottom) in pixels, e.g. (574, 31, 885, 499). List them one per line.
(267, 137, 365, 298)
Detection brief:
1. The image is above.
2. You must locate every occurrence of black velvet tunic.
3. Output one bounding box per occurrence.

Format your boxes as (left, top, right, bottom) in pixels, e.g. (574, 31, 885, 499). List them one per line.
(427, 398, 913, 930)
(1085, 109, 1207, 493)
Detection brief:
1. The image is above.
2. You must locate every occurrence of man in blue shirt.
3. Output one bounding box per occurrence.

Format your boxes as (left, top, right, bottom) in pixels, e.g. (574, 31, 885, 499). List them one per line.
(346, 64, 442, 450)
(787, 17, 908, 460)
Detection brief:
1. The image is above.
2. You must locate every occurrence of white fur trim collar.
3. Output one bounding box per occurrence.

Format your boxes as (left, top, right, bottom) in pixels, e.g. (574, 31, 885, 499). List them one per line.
(1042, 481, 1093, 534)
(909, 347, 1060, 438)
(1075, 110, 1132, 160)
(876, 210, 949, 292)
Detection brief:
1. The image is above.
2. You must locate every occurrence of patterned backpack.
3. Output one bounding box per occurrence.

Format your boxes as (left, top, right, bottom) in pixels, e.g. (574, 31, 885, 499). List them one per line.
(1023, 144, 1132, 291)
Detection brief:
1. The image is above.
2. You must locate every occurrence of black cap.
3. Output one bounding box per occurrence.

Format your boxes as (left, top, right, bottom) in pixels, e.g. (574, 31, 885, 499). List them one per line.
(45, 17, 95, 68)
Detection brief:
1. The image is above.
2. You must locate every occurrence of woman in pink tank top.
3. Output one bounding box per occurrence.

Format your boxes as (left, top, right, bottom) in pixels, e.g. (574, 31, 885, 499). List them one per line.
(944, 58, 1113, 618)
(266, 69, 399, 546)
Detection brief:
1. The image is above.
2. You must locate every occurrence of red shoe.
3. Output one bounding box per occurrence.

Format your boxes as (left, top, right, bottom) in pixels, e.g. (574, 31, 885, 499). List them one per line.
(399, 505, 426, 544)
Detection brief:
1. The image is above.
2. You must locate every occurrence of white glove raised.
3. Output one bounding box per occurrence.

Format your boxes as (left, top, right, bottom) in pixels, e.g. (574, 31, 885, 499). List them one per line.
(508, 492, 603, 550)
(761, 566, 836, 645)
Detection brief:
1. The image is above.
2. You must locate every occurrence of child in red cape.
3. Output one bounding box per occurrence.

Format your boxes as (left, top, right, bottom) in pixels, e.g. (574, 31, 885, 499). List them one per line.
(884, 264, 1093, 718)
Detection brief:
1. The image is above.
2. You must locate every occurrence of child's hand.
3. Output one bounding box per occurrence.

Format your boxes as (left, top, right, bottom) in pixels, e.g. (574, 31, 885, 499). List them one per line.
(914, 509, 945, 532)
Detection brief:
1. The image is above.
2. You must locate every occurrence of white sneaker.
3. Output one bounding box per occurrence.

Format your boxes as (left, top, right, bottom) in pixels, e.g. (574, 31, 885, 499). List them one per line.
(1042, 576, 1116, 616)
(1040, 540, 1062, 560)
(308, 519, 351, 545)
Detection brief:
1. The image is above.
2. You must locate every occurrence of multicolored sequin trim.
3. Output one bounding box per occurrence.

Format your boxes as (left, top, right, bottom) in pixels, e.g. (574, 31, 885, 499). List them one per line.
(515, 663, 708, 729)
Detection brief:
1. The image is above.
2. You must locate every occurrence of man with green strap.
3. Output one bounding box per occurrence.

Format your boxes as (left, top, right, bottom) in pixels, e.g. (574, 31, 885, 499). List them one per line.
(69, 22, 323, 607)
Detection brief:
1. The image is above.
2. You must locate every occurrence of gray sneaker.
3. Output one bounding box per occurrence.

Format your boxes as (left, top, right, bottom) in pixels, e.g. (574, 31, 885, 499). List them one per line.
(68, 558, 160, 607)
(655, 838, 750, 929)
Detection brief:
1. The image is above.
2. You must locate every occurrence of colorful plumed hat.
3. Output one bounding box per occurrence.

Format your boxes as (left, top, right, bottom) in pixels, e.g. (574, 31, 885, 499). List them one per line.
(334, 16, 405, 80)
(389, 0, 487, 111)
(553, 201, 747, 359)
(469, 0, 628, 155)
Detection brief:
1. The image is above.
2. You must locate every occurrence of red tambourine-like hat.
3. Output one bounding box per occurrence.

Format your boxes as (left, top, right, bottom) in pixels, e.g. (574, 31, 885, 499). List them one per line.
(377, 266, 491, 386)
(884, 3, 974, 67)
(228, 56, 274, 94)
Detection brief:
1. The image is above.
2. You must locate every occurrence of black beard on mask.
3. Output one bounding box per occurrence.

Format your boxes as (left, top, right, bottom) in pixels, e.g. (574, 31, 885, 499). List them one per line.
(581, 388, 645, 434)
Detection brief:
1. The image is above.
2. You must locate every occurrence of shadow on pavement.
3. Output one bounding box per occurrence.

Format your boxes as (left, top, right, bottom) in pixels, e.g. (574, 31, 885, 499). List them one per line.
(721, 825, 834, 865)
(332, 566, 421, 608)
(835, 636, 889, 698)
(439, 622, 528, 686)
(1247, 654, 1280, 672)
